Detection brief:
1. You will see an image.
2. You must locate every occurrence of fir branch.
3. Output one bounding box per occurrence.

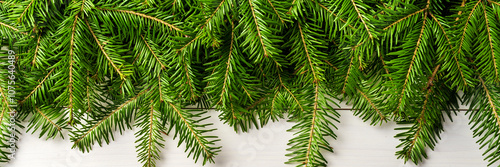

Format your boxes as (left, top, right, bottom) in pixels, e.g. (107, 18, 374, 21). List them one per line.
(85, 19, 125, 79)
(424, 65, 441, 91)
(0, 87, 13, 118)
(176, 37, 198, 53)
(480, 3, 499, 81)
(383, 8, 425, 30)
(286, 84, 338, 167)
(270, 90, 278, 113)
(464, 75, 500, 166)
(456, 0, 468, 20)
(178, 0, 230, 51)
(357, 88, 386, 121)
(303, 84, 320, 166)
(182, 57, 196, 100)
(351, 78, 387, 125)
(457, 1, 481, 53)
(248, 0, 271, 58)
(168, 102, 211, 157)
(217, 24, 235, 105)
(157, 74, 163, 102)
(16, 0, 33, 23)
(286, 15, 335, 166)
(241, 85, 252, 100)
(341, 56, 354, 94)
(479, 77, 500, 130)
(245, 94, 268, 111)
(311, 0, 353, 29)
(200, 0, 226, 29)
(36, 108, 63, 132)
(437, 3, 472, 89)
(406, 66, 440, 158)
(0, 20, 22, 33)
(206, 19, 258, 131)
(4, 1, 500, 166)
(80, 0, 86, 13)
(229, 98, 236, 120)
(489, 0, 500, 6)
(166, 34, 201, 101)
(96, 8, 181, 32)
(0, 85, 16, 162)
(288, 0, 297, 13)
(380, 55, 391, 79)
(72, 89, 148, 151)
(324, 60, 338, 70)
(239, 0, 284, 68)
(278, 73, 304, 112)
(350, 0, 373, 39)
(297, 22, 319, 83)
(27, 106, 66, 139)
(140, 35, 166, 70)
(20, 68, 55, 104)
(429, 13, 451, 48)
(145, 102, 156, 166)
(267, 0, 285, 24)
(401, 88, 432, 162)
(67, 15, 79, 125)
(165, 102, 220, 164)
(31, 34, 42, 65)
(395, 11, 428, 113)
(395, 64, 447, 164)
(135, 100, 165, 167)
(86, 73, 91, 112)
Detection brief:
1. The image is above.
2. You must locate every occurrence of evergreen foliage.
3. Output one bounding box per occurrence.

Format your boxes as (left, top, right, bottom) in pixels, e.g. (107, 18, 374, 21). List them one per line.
(1, 0, 500, 166)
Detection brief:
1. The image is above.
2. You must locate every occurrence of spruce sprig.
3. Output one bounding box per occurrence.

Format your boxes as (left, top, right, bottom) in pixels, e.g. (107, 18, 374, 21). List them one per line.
(2, 0, 500, 166)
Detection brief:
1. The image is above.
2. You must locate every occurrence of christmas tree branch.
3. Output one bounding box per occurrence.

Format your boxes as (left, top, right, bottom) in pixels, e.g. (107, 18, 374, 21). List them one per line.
(95, 8, 181, 32)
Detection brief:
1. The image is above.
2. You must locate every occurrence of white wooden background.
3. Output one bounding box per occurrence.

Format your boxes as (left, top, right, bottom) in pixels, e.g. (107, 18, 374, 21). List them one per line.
(5, 101, 500, 167)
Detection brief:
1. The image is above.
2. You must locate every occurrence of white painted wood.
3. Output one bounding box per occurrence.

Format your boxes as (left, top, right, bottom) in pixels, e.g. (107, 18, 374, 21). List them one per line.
(5, 107, 499, 167)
